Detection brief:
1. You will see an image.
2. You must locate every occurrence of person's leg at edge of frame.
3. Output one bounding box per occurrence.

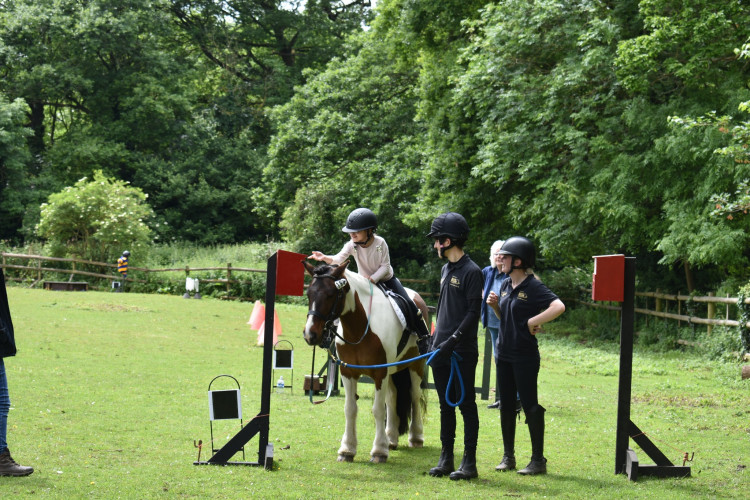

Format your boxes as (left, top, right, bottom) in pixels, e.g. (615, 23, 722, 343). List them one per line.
(0, 359, 34, 477)
(0, 359, 7, 454)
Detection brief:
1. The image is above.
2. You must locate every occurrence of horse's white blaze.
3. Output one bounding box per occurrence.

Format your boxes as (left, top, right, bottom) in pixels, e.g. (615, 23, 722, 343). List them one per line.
(303, 302, 317, 343)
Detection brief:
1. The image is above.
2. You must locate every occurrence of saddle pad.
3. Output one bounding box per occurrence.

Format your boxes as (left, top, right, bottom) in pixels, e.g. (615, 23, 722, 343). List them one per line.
(386, 294, 408, 330)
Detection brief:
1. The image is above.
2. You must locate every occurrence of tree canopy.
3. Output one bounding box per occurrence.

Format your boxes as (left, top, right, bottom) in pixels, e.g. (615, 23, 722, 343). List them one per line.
(1, 0, 749, 291)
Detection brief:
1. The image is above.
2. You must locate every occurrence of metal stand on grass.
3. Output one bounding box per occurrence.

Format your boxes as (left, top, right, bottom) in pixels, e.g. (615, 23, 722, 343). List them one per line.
(593, 255, 691, 481)
(193, 250, 307, 469)
(202, 375, 245, 463)
(273, 340, 294, 391)
(306, 345, 339, 396)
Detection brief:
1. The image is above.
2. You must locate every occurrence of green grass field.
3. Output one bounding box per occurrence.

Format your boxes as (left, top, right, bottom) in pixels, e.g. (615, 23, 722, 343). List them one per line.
(1, 287, 748, 499)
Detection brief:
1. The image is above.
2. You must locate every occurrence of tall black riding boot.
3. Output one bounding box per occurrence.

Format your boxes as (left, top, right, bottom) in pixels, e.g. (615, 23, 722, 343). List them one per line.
(496, 409, 517, 471)
(518, 405, 547, 475)
(428, 444, 454, 477)
(449, 447, 478, 480)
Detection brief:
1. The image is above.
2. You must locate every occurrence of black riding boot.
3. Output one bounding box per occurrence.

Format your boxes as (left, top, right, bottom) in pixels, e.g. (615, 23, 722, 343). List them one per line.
(416, 333, 431, 355)
(449, 447, 478, 480)
(518, 405, 547, 475)
(428, 445, 454, 477)
(414, 312, 431, 355)
(0, 449, 34, 477)
(495, 410, 517, 471)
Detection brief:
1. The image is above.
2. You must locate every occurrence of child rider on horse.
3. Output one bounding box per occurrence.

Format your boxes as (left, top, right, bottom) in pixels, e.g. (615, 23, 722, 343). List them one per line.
(309, 208, 431, 354)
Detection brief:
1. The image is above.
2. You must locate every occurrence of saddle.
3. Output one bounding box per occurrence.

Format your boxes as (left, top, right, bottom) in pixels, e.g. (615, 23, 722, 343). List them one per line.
(376, 282, 431, 356)
(376, 283, 409, 330)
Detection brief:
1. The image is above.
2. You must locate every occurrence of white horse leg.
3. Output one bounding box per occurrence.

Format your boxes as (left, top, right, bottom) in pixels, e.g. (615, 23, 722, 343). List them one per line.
(370, 383, 390, 462)
(337, 376, 358, 462)
(408, 369, 425, 448)
(385, 376, 400, 449)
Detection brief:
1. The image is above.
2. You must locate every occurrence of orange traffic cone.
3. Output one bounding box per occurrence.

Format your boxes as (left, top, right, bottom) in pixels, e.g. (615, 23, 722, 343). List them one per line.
(256, 313, 281, 346)
(247, 300, 265, 329)
(273, 309, 282, 337)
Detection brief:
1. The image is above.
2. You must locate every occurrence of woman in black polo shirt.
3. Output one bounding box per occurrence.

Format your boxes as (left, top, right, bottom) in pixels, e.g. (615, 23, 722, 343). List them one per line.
(487, 236, 565, 476)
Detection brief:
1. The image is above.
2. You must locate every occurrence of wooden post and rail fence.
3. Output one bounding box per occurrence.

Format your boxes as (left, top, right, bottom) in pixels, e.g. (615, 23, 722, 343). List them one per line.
(575, 288, 750, 335)
(2, 252, 748, 332)
(0, 251, 434, 297)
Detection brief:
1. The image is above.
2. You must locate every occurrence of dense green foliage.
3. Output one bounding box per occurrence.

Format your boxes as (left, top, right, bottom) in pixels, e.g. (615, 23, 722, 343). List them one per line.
(0, 95, 32, 238)
(35, 171, 154, 262)
(1, 0, 750, 292)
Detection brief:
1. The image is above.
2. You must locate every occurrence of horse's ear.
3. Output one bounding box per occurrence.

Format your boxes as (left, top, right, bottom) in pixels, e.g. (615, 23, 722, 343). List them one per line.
(333, 260, 349, 277)
(303, 260, 316, 276)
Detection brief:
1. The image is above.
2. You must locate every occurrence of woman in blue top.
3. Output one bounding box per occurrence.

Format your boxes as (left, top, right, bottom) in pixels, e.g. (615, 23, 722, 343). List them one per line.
(481, 240, 507, 409)
(487, 236, 565, 476)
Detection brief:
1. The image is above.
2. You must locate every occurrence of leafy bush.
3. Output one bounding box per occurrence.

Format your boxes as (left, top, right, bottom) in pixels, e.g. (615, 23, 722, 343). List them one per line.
(539, 265, 592, 305)
(696, 326, 746, 361)
(635, 320, 681, 351)
(35, 171, 154, 263)
(552, 307, 620, 342)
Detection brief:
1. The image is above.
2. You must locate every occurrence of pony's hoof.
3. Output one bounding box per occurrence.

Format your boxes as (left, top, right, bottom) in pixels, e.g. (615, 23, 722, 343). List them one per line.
(337, 454, 354, 463)
(389, 443, 398, 450)
(370, 454, 388, 463)
(409, 440, 424, 448)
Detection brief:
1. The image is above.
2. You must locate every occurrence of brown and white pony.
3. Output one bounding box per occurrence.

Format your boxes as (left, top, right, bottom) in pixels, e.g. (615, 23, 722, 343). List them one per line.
(303, 260, 429, 463)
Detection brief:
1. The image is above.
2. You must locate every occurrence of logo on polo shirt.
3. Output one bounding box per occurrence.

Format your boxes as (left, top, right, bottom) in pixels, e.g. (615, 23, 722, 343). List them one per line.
(450, 276, 460, 288)
(518, 291, 529, 301)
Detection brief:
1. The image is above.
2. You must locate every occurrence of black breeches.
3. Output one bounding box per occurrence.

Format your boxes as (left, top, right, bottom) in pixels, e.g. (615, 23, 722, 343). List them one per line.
(432, 354, 479, 448)
(496, 358, 541, 414)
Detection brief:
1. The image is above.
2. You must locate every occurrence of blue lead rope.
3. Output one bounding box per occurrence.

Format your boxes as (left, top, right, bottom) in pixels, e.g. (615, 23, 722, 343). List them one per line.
(329, 350, 466, 408)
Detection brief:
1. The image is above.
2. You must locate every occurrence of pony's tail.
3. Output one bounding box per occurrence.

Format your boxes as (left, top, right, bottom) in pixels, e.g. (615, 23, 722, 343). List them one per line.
(391, 368, 412, 435)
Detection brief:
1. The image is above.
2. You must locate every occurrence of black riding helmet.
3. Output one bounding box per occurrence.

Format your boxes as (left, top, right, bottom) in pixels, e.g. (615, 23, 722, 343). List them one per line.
(122, 250, 130, 257)
(426, 212, 469, 240)
(497, 236, 535, 269)
(427, 212, 469, 257)
(342, 208, 378, 233)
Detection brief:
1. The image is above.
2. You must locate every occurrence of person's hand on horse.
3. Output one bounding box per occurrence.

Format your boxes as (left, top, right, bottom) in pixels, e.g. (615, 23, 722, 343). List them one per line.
(309, 251, 329, 263)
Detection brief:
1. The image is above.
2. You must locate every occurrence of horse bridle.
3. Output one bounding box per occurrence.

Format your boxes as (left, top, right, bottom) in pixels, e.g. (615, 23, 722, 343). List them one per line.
(307, 272, 374, 349)
(307, 273, 349, 349)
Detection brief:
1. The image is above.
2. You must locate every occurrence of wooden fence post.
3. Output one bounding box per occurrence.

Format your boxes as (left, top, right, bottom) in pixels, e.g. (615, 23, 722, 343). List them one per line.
(726, 294, 730, 321)
(227, 263, 232, 293)
(707, 292, 715, 336)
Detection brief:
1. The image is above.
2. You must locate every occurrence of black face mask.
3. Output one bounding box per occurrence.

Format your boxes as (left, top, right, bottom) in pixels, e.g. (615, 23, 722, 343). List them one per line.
(435, 237, 455, 259)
